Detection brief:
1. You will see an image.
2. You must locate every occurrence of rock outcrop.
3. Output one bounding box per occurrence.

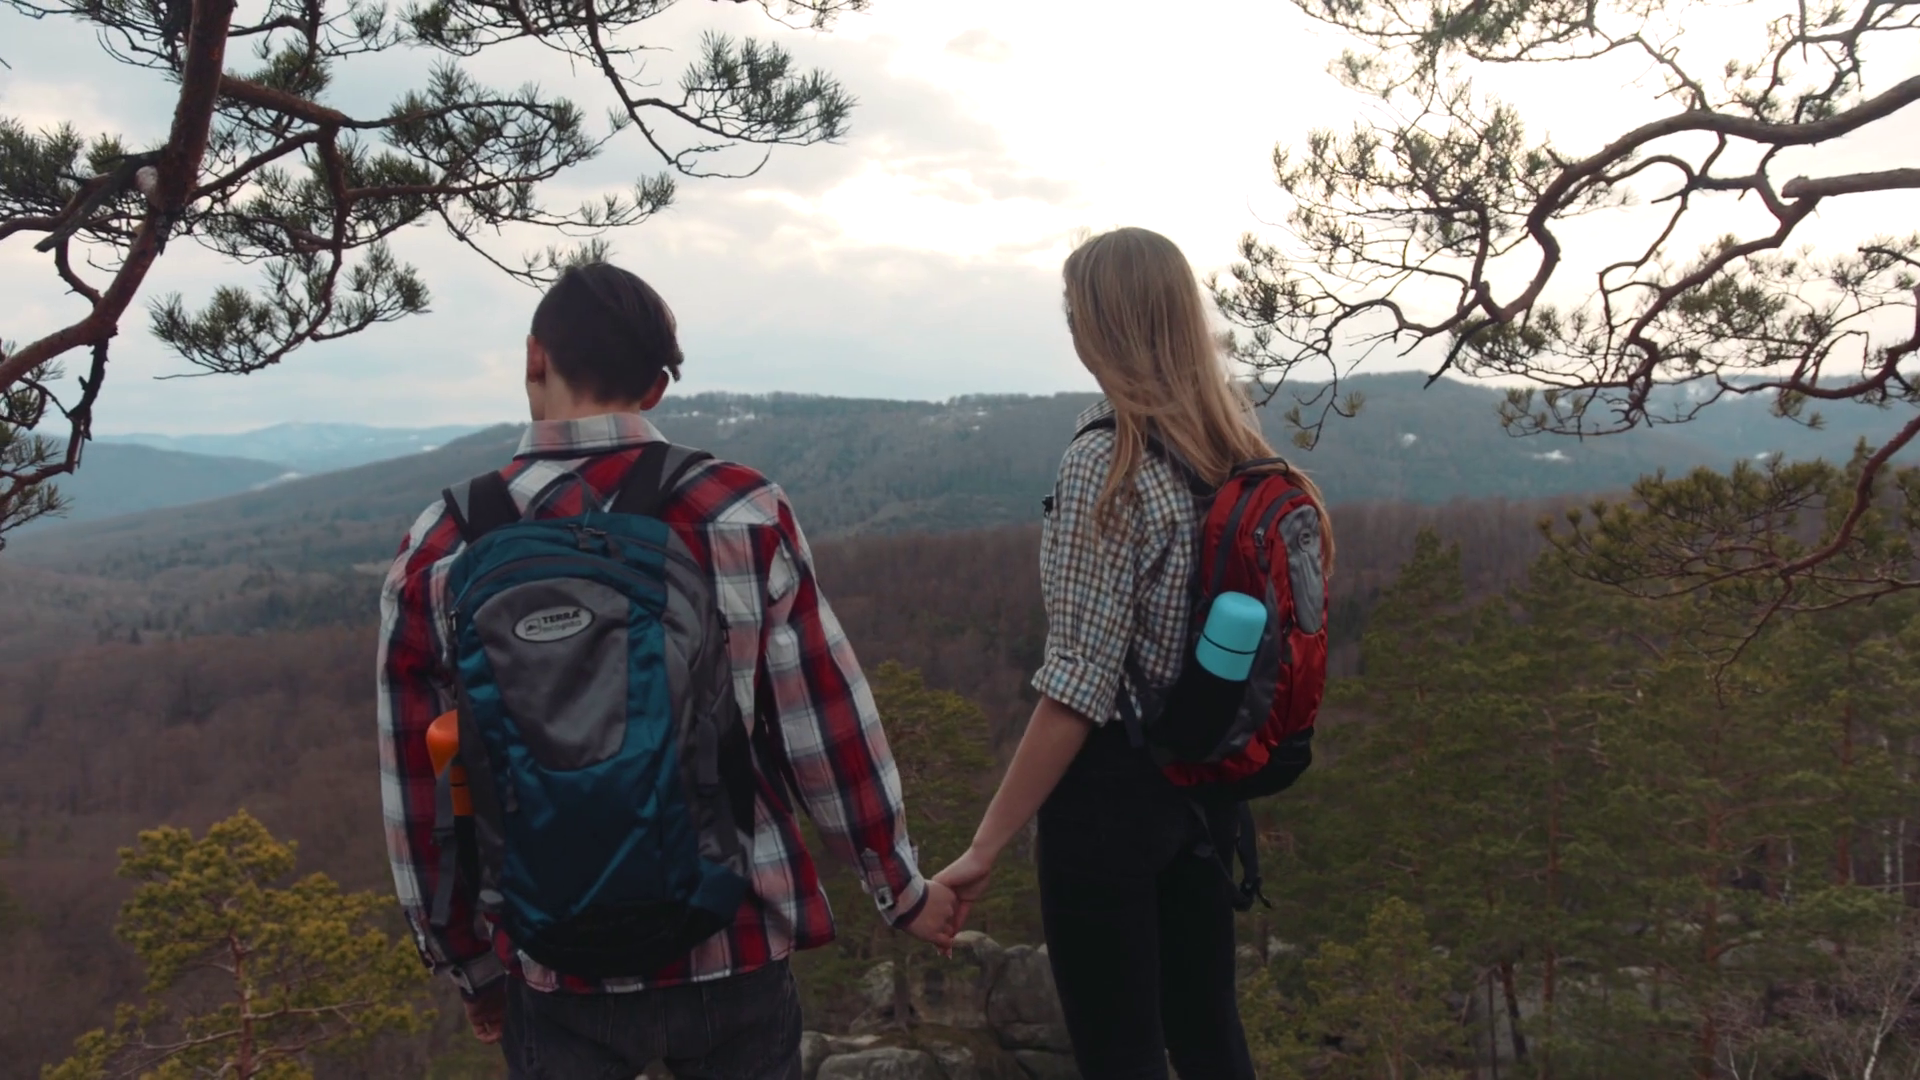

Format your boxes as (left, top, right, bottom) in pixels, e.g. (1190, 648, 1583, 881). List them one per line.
(984, 945, 1071, 1053)
(805, 934, 1081, 1080)
(816, 1047, 947, 1080)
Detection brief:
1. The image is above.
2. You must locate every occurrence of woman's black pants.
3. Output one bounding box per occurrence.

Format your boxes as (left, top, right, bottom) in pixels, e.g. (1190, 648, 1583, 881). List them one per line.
(1036, 720, 1256, 1080)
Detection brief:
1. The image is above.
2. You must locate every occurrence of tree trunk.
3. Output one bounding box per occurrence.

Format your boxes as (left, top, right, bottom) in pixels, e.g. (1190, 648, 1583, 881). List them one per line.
(230, 930, 255, 1079)
(1882, 736, 1896, 889)
(1839, 701, 1855, 885)
(0, 0, 239, 386)
(1486, 968, 1502, 1080)
(1542, 947, 1558, 1080)
(1542, 707, 1562, 1080)
(891, 956, 914, 1031)
(1900, 737, 1912, 904)
(1698, 813, 1724, 1080)
(1499, 959, 1530, 1065)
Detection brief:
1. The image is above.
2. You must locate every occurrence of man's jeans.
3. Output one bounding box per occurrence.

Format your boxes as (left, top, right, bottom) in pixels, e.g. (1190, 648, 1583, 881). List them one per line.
(503, 959, 803, 1079)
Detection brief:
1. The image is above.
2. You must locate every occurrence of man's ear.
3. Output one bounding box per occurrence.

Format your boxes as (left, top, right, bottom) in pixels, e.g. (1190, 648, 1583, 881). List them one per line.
(525, 334, 547, 386)
(638, 369, 670, 411)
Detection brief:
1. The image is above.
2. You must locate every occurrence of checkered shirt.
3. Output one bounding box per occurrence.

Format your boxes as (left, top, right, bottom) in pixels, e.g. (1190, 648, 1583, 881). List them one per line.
(377, 413, 928, 995)
(1032, 400, 1204, 725)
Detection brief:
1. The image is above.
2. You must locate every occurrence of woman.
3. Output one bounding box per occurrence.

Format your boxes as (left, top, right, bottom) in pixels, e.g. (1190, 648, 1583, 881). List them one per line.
(934, 227, 1336, 1080)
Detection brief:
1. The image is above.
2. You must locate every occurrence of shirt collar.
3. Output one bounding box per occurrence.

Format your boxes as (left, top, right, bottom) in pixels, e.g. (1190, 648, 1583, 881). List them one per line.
(1075, 398, 1115, 431)
(515, 412, 665, 459)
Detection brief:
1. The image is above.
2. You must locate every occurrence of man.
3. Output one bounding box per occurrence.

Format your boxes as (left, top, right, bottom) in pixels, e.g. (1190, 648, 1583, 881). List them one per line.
(377, 263, 958, 1079)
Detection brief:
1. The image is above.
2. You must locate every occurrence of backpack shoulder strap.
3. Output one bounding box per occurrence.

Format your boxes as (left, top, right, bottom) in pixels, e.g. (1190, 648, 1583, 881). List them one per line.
(1072, 415, 1212, 498)
(441, 471, 519, 545)
(1073, 414, 1116, 441)
(611, 441, 716, 518)
(1230, 455, 1295, 478)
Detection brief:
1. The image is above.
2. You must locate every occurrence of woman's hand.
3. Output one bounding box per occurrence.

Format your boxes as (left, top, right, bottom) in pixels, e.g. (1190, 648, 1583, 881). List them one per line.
(903, 878, 960, 957)
(934, 846, 997, 934)
(934, 697, 1092, 936)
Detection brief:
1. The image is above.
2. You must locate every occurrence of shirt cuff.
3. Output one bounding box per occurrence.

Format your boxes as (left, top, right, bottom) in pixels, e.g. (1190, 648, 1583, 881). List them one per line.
(882, 873, 931, 929)
(1032, 653, 1118, 727)
(859, 845, 929, 927)
(446, 950, 508, 999)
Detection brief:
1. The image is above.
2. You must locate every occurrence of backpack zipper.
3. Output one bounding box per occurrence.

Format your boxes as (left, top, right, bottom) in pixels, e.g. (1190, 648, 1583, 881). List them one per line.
(1251, 496, 1296, 636)
(455, 553, 672, 618)
(455, 522, 705, 597)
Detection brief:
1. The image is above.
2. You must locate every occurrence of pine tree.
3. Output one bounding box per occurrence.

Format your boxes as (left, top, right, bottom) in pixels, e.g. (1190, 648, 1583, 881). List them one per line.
(1302, 896, 1471, 1080)
(1260, 528, 1478, 941)
(42, 810, 428, 1080)
(1458, 551, 1673, 1079)
(1550, 446, 1920, 654)
(1252, 529, 1508, 1073)
(1213, 0, 1920, 605)
(1261, 484, 1920, 1077)
(0, 0, 863, 534)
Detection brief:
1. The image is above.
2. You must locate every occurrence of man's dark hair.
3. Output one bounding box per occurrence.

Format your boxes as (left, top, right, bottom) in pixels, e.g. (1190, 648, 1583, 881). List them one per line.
(530, 263, 684, 402)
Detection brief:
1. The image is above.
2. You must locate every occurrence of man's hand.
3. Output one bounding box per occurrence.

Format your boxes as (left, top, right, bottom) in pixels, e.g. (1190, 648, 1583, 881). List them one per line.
(463, 979, 508, 1044)
(903, 878, 960, 956)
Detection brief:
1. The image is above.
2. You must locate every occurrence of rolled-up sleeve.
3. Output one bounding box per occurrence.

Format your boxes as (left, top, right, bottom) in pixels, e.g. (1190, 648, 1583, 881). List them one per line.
(1033, 432, 1141, 725)
(759, 487, 929, 927)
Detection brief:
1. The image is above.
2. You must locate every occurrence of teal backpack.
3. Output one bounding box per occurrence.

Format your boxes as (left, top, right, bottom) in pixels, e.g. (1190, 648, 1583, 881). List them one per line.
(428, 443, 755, 979)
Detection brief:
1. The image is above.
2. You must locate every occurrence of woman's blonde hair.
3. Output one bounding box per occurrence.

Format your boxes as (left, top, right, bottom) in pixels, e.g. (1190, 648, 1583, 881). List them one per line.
(1063, 226, 1335, 573)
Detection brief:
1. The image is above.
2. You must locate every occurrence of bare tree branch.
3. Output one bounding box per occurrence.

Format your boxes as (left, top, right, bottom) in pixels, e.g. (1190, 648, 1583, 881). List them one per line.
(0, 0, 236, 388)
(1781, 168, 1920, 199)
(0, 0, 867, 534)
(1216, 0, 1920, 623)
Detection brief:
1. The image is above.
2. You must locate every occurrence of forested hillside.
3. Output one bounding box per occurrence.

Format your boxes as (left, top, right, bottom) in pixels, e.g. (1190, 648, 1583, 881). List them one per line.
(0, 488, 1571, 671)
(2, 385, 1913, 1078)
(0, 499, 1564, 1076)
(10, 496, 1919, 1079)
(19, 374, 1914, 552)
(1239, 529, 1920, 1079)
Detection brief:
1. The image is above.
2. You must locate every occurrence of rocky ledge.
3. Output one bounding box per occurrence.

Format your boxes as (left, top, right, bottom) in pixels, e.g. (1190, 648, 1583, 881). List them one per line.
(801, 932, 1080, 1080)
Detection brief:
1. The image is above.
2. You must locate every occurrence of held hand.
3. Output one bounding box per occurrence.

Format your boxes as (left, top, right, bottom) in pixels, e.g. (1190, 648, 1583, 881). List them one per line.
(932, 846, 996, 935)
(462, 979, 508, 1045)
(903, 878, 960, 956)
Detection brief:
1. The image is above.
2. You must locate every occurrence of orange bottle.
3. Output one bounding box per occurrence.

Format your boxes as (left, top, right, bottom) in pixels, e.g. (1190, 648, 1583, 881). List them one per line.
(426, 710, 473, 816)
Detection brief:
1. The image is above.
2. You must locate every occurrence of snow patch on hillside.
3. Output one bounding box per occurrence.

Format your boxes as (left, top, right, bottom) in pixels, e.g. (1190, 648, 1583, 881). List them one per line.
(250, 471, 305, 490)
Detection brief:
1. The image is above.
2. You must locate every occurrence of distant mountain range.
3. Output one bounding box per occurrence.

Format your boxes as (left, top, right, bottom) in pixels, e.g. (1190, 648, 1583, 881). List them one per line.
(9, 422, 483, 531)
(98, 422, 486, 473)
(9, 374, 1914, 570)
(14, 443, 297, 528)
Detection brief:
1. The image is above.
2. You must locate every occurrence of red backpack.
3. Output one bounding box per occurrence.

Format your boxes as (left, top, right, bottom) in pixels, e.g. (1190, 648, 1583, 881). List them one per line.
(1078, 416, 1329, 902)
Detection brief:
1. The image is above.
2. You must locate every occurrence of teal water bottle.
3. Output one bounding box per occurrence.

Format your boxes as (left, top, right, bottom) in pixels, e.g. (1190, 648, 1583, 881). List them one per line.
(1159, 591, 1269, 761)
(1194, 591, 1266, 681)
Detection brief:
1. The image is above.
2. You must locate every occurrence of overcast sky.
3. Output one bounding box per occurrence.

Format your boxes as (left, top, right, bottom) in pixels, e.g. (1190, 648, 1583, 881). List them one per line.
(2, 0, 1915, 433)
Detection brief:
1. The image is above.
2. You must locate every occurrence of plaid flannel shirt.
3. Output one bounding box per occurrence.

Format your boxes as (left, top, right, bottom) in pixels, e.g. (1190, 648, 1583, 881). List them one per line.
(377, 413, 928, 995)
(1033, 400, 1202, 725)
